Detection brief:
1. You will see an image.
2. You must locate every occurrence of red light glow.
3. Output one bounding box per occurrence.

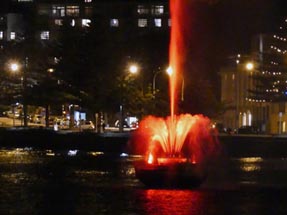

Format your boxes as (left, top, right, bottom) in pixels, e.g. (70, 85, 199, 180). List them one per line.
(147, 152, 154, 164)
(129, 1, 220, 167)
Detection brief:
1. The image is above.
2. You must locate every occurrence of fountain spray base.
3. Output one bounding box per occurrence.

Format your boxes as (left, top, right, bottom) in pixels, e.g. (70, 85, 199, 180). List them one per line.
(135, 158, 207, 188)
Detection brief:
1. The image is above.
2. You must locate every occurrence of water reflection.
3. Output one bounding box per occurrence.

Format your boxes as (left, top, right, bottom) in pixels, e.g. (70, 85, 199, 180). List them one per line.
(238, 157, 263, 172)
(142, 189, 206, 215)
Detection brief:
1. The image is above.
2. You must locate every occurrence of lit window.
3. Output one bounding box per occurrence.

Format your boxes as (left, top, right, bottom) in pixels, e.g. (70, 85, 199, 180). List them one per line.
(82, 19, 91, 27)
(151, 5, 164, 15)
(0, 31, 3, 40)
(10, 32, 16, 40)
(154, 19, 162, 27)
(84, 0, 92, 2)
(110, 19, 119, 27)
(52, 6, 65, 17)
(40, 31, 49, 40)
(66, 6, 80, 17)
(138, 19, 148, 27)
(55, 19, 63, 26)
(137, 5, 149, 14)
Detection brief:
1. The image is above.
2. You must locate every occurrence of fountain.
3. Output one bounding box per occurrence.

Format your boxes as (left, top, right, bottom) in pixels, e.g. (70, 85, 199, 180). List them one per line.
(131, 1, 219, 188)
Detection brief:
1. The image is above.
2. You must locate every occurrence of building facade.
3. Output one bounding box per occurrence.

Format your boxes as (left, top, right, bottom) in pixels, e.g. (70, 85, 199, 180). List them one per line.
(220, 24, 287, 134)
(0, 0, 170, 43)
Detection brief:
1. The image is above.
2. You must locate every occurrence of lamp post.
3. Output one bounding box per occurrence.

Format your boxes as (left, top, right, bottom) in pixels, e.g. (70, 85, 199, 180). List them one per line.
(235, 61, 255, 130)
(119, 64, 139, 132)
(166, 66, 185, 101)
(152, 70, 161, 96)
(9, 58, 28, 127)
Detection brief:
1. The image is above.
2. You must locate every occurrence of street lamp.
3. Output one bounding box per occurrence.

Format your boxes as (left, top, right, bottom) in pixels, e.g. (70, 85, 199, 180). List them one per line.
(129, 64, 138, 74)
(8, 58, 28, 127)
(246, 62, 254, 71)
(119, 64, 139, 132)
(152, 67, 173, 97)
(166, 66, 185, 101)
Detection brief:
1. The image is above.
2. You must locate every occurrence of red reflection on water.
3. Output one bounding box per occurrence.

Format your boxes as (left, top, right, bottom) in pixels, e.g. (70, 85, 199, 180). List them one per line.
(142, 189, 205, 215)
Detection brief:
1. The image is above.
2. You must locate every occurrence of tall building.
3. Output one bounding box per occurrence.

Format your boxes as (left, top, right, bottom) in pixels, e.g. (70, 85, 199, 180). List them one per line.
(220, 18, 287, 134)
(0, 0, 170, 42)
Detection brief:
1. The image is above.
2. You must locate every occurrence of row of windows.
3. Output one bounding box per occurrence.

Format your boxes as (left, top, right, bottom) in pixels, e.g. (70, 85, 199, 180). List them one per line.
(50, 4, 165, 18)
(54, 18, 171, 28)
(0, 31, 16, 40)
(0, 31, 49, 40)
(0, 16, 169, 41)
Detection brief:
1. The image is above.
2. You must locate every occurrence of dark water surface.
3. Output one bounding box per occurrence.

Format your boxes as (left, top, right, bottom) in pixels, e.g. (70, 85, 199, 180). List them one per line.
(0, 147, 287, 215)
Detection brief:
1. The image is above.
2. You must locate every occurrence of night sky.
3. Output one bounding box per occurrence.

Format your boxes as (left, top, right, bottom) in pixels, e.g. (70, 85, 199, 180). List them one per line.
(210, 0, 287, 54)
(178, 0, 287, 95)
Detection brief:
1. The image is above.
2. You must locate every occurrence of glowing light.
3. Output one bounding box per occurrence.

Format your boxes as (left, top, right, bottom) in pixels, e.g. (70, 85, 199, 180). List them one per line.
(166, 66, 173, 76)
(147, 152, 154, 164)
(129, 65, 138, 74)
(129, 0, 220, 168)
(10, 63, 19, 72)
(246, 62, 254, 71)
(67, 150, 78, 156)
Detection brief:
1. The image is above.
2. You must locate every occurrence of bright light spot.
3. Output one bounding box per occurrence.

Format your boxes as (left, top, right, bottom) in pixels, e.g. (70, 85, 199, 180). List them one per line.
(129, 65, 138, 74)
(10, 63, 19, 72)
(68, 150, 78, 156)
(120, 153, 129, 157)
(166, 66, 173, 76)
(246, 62, 254, 71)
(47, 68, 54, 73)
(147, 152, 154, 164)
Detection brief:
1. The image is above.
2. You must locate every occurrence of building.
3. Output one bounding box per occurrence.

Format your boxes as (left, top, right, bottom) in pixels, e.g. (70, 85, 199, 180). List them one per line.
(0, 0, 170, 43)
(220, 19, 287, 134)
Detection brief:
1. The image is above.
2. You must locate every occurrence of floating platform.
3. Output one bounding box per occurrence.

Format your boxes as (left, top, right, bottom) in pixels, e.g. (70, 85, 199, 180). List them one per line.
(134, 158, 206, 188)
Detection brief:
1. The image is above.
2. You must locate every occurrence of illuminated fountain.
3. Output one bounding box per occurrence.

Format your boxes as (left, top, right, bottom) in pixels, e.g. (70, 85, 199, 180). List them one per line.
(132, 1, 219, 188)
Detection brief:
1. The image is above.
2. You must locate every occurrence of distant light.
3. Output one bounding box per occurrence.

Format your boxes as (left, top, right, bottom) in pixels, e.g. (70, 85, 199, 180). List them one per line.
(147, 152, 154, 164)
(166, 66, 173, 76)
(47, 68, 54, 73)
(10, 63, 19, 72)
(120, 153, 129, 157)
(129, 65, 138, 74)
(246, 62, 254, 71)
(68, 150, 78, 156)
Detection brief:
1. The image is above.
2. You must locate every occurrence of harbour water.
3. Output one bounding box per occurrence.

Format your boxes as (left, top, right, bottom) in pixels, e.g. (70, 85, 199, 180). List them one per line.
(0, 147, 287, 215)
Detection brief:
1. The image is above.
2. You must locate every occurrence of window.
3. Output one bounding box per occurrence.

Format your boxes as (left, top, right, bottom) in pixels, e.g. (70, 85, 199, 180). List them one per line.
(110, 19, 119, 27)
(84, 0, 92, 2)
(17, 0, 33, 2)
(40, 31, 49, 40)
(55, 19, 63, 26)
(138, 19, 148, 27)
(82, 19, 91, 27)
(154, 18, 162, 27)
(52, 6, 65, 17)
(84, 6, 93, 17)
(10, 32, 16, 40)
(137, 5, 149, 14)
(66, 6, 80, 17)
(151, 5, 164, 15)
(0, 31, 3, 40)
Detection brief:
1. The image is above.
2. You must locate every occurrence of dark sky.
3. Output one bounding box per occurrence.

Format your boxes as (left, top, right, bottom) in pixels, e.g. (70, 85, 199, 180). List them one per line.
(211, 0, 287, 54)
(182, 0, 287, 93)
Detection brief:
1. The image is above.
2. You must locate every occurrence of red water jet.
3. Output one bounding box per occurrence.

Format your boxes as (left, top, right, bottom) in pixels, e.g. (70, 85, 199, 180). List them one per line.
(132, 0, 219, 188)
